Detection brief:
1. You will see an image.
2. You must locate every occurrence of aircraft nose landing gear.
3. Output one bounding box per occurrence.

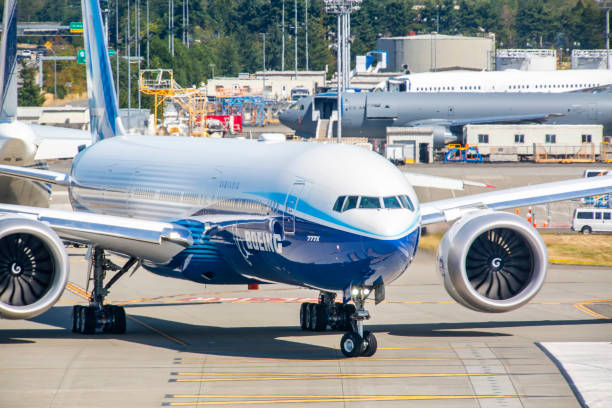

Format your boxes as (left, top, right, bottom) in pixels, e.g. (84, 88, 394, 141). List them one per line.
(339, 286, 377, 357)
(298, 287, 379, 357)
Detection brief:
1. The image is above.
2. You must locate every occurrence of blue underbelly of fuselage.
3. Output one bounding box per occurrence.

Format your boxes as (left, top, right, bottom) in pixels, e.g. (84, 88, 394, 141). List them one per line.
(144, 216, 420, 292)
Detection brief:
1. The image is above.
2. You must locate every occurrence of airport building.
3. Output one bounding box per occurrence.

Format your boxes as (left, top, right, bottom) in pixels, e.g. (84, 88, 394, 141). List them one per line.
(464, 124, 604, 162)
(376, 34, 495, 73)
(496, 49, 557, 71)
(571, 50, 612, 69)
(206, 71, 326, 101)
(17, 106, 89, 130)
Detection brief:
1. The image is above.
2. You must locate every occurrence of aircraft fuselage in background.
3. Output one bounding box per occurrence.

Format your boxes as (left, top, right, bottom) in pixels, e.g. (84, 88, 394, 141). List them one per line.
(279, 91, 612, 147)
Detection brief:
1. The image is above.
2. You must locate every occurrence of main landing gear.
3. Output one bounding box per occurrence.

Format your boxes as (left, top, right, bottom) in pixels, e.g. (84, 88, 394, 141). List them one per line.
(72, 247, 139, 335)
(299, 288, 377, 357)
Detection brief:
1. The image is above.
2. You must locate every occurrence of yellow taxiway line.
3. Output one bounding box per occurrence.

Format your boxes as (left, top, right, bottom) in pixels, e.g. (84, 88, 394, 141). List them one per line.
(163, 394, 519, 406)
(170, 372, 507, 382)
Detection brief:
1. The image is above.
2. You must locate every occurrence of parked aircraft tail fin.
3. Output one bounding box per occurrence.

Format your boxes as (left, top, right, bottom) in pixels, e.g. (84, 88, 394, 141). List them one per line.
(81, 0, 126, 142)
(0, 0, 18, 122)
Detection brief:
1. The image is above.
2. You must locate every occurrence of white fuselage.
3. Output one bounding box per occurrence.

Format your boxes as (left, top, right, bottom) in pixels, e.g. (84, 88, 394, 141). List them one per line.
(68, 136, 422, 290)
(380, 69, 612, 93)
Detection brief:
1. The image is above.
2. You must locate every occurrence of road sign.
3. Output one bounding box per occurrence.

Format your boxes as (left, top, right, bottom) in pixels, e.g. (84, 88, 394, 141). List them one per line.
(77, 49, 86, 64)
(108, 49, 116, 57)
(69, 22, 83, 33)
(44, 41, 52, 50)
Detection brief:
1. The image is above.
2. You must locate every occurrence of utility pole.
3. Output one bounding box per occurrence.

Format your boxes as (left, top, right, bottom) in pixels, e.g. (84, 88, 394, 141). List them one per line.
(116, 0, 119, 97)
(137, 0, 141, 110)
(281, 0, 285, 71)
(127, 0, 131, 129)
(305, 0, 309, 71)
(186, 0, 189, 48)
(261, 33, 266, 98)
(596, 1, 612, 68)
(294, 0, 298, 78)
(147, 0, 150, 67)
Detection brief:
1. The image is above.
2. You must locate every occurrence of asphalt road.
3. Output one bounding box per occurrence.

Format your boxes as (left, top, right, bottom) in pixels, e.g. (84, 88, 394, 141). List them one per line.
(1, 247, 611, 408)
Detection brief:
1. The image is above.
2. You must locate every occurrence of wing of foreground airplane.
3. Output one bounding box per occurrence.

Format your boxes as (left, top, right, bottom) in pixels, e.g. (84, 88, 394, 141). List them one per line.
(420, 175, 612, 225)
(0, 202, 192, 264)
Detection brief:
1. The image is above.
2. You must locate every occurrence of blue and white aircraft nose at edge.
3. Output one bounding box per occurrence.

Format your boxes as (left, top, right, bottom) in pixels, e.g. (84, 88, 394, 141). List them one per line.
(0, 0, 611, 358)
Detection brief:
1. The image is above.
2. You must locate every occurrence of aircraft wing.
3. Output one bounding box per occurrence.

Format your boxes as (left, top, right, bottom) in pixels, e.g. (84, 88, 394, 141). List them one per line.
(0, 203, 192, 264)
(404, 172, 494, 190)
(0, 164, 72, 186)
(406, 113, 563, 129)
(420, 175, 612, 225)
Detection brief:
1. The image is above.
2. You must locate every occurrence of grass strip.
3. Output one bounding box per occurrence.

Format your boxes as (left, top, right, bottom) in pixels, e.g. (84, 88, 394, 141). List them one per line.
(418, 231, 612, 267)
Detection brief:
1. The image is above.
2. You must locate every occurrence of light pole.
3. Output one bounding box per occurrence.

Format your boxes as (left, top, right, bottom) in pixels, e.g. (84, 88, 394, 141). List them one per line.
(305, 0, 309, 71)
(294, 0, 298, 78)
(115, 0, 119, 97)
(261, 33, 267, 98)
(596, 1, 612, 69)
(324, 0, 362, 142)
(282, 0, 285, 71)
(209, 63, 215, 79)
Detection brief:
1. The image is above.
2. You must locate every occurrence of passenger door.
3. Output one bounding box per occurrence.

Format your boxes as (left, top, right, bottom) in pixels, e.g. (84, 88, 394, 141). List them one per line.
(283, 180, 305, 235)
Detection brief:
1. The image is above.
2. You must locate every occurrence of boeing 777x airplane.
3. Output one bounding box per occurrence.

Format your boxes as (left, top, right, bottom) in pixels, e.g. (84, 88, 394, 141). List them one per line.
(0, 0, 610, 357)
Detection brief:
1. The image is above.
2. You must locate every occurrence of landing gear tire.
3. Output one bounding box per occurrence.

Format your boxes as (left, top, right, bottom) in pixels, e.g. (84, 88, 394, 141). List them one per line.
(342, 304, 356, 331)
(82, 306, 96, 334)
(340, 332, 364, 358)
(305, 303, 314, 330)
(109, 305, 126, 334)
(72, 305, 82, 333)
(361, 331, 377, 357)
(299, 303, 308, 330)
(312, 303, 328, 331)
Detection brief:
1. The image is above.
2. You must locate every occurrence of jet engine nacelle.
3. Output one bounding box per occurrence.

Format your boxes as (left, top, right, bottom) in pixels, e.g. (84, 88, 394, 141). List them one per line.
(431, 126, 457, 148)
(0, 216, 69, 319)
(437, 210, 547, 313)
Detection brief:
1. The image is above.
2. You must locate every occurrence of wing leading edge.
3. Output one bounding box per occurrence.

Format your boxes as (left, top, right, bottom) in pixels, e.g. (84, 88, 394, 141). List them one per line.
(0, 203, 193, 264)
(420, 175, 612, 225)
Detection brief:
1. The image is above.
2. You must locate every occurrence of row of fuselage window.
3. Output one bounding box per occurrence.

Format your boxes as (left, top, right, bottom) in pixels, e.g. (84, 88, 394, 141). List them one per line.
(333, 195, 415, 212)
(414, 83, 600, 92)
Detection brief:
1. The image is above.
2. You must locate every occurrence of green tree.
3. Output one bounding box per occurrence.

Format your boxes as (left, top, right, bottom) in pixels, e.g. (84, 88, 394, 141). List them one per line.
(18, 62, 45, 107)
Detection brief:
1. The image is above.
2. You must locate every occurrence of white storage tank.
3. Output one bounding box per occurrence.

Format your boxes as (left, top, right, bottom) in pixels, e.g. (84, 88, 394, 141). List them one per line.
(377, 34, 495, 74)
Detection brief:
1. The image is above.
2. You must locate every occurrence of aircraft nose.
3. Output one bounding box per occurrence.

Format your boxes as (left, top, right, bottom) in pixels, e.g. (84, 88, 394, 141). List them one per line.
(278, 110, 291, 127)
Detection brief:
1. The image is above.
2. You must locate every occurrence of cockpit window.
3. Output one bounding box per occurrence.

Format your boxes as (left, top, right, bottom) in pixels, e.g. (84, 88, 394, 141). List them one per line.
(383, 196, 401, 209)
(334, 195, 414, 212)
(399, 195, 415, 211)
(342, 196, 359, 211)
(359, 196, 381, 209)
(333, 196, 346, 212)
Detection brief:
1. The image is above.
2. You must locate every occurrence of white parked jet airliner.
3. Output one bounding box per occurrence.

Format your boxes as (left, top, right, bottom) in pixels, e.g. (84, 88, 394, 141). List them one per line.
(0, 0, 90, 166)
(0, 0, 610, 357)
(378, 69, 612, 93)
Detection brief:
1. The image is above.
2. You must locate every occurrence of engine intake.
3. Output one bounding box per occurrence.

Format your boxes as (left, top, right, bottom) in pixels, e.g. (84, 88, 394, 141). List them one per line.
(437, 211, 547, 313)
(0, 216, 69, 319)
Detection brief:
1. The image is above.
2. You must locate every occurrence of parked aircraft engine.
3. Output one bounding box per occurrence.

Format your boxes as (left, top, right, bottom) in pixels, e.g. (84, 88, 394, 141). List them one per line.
(437, 211, 547, 313)
(431, 126, 457, 148)
(0, 216, 69, 319)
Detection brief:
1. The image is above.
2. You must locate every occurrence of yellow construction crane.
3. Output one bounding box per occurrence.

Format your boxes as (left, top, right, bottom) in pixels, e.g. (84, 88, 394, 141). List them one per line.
(139, 69, 208, 136)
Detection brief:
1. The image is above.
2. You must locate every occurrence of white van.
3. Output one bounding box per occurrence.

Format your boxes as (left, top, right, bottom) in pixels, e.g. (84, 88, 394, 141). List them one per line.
(572, 208, 612, 234)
